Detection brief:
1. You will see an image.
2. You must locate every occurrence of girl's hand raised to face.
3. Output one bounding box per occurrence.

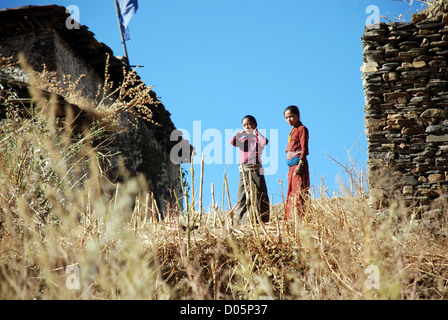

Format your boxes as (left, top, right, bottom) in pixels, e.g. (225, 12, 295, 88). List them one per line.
(244, 128, 256, 136)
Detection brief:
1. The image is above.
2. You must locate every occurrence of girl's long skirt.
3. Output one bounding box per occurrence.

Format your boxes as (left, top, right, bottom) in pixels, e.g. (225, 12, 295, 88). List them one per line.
(285, 163, 310, 220)
(235, 165, 270, 224)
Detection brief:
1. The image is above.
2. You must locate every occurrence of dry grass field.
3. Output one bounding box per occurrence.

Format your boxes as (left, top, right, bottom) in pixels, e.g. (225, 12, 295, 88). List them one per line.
(1, 54, 448, 300)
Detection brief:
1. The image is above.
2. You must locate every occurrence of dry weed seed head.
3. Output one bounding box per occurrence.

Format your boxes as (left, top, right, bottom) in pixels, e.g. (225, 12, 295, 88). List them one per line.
(13, 53, 161, 132)
(0, 55, 17, 68)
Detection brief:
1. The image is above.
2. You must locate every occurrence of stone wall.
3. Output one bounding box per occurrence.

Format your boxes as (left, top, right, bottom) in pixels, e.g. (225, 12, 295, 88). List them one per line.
(54, 30, 106, 102)
(361, 16, 448, 211)
(0, 28, 104, 102)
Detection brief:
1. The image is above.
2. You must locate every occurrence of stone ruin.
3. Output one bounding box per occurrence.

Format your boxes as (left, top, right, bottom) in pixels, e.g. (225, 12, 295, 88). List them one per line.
(361, 3, 448, 216)
(0, 5, 192, 215)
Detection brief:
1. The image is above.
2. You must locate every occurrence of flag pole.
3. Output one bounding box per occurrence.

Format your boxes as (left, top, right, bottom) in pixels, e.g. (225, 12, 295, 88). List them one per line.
(114, 0, 130, 67)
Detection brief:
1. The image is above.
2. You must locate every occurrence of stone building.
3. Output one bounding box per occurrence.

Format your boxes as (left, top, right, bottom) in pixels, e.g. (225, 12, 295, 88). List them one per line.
(0, 5, 191, 215)
(361, 4, 448, 212)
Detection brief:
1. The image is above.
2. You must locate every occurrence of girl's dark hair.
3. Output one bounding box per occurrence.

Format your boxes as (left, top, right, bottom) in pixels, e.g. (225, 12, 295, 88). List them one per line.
(284, 105, 300, 117)
(242, 115, 257, 127)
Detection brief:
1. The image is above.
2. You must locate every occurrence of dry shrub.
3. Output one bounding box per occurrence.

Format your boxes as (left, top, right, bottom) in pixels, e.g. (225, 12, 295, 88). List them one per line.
(1, 54, 448, 300)
(17, 52, 161, 131)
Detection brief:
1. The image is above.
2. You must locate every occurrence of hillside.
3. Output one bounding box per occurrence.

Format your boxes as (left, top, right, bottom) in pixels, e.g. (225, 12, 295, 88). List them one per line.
(1, 74, 447, 299)
(1, 1, 448, 301)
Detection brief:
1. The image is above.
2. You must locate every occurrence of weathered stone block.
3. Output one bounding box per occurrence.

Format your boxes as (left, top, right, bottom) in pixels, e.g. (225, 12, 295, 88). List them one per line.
(429, 59, 447, 67)
(421, 108, 446, 118)
(430, 40, 448, 47)
(410, 96, 430, 104)
(416, 21, 445, 29)
(383, 91, 410, 103)
(382, 72, 399, 81)
(427, 134, 448, 142)
(398, 175, 418, 186)
(428, 173, 445, 182)
(426, 123, 448, 133)
(363, 31, 386, 42)
(361, 62, 379, 73)
(412, 60, 427, 68)
(402, 125, 425, 135)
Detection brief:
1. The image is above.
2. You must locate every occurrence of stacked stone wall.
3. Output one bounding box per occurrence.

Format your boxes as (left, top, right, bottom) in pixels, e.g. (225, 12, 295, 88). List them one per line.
(0, 29, 106, 102)
(362, 18, 448, 211)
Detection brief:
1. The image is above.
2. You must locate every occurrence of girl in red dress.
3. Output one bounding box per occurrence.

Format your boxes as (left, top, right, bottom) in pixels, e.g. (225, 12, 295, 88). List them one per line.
(284, 105, 310, 220)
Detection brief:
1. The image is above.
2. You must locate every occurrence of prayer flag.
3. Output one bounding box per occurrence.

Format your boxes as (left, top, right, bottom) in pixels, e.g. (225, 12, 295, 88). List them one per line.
(117, 0, 138, 41)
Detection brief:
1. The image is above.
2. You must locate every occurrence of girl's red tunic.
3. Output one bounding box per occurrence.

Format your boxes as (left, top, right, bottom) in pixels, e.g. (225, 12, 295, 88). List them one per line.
(285, 123, 310, 220)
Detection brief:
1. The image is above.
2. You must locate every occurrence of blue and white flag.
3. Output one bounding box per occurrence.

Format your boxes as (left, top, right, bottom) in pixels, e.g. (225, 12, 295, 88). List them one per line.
(117, 0, 138, 41)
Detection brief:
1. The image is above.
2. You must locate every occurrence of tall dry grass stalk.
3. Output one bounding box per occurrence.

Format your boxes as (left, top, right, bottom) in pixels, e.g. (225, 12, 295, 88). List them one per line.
(1, 55, 448, 300)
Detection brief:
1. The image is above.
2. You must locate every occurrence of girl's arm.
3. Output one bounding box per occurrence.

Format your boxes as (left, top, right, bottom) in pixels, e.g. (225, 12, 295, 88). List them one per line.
(230, 131, 245, 147)
(254, 129, 268, 147)
(297, 126, 309, 161)
(293, 126, 309, 175)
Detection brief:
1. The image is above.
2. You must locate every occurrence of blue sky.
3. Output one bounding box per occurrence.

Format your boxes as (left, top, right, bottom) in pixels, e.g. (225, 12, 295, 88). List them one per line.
(1, 0, 427, 211)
